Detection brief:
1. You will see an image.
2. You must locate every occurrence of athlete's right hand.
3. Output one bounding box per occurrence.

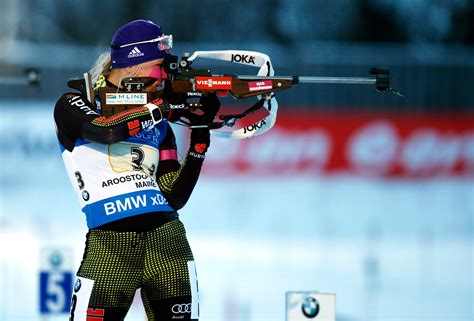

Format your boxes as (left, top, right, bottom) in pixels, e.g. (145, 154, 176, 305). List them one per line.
(144, 99, 167, 126)
(145, 98, 188, 125)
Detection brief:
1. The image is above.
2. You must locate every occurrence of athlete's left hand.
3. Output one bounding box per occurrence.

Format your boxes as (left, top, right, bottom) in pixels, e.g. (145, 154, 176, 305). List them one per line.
(186, 93, 221, 156)
(199, 93, 221, 125)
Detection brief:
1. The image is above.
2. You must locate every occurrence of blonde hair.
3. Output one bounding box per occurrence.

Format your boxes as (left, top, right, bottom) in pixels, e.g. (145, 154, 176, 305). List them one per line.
(89, 51, 112, 85)
(89, 51, 142, 88)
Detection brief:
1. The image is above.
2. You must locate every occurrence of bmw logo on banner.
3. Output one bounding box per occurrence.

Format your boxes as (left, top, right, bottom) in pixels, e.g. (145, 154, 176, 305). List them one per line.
(286, 291, 336, 321)
(302, 296, 320, 318)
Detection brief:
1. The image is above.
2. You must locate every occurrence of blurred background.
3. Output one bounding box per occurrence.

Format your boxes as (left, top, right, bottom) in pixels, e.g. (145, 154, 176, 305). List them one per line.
(0, 1, 473, 321)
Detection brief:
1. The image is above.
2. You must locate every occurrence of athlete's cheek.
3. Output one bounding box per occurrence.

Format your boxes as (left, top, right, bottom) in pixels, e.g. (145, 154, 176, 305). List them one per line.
(148, 66, 167, 82)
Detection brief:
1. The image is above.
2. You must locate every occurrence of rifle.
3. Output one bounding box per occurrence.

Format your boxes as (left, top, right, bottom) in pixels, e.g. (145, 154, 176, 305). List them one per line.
(71, 50, 401, 139)
(161, 50, 402, 138)
(167, 51, 400, 99)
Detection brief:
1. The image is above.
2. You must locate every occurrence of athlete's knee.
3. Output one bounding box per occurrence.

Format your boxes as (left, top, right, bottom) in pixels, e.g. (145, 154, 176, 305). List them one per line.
(144, 296, 198, 321)
(69, 276, 131, 321)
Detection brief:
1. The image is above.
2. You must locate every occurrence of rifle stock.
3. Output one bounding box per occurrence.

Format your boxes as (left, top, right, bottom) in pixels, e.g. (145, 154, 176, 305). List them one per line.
(171, 75, 295, 99)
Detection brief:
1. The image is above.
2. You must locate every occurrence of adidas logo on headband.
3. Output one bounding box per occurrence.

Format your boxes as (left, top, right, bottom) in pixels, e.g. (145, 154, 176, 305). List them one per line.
(127, 47, 145, 59)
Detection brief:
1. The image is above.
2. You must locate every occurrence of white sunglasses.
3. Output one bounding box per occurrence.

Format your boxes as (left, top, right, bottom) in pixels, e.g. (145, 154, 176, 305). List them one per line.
(112, 34, 173, 50)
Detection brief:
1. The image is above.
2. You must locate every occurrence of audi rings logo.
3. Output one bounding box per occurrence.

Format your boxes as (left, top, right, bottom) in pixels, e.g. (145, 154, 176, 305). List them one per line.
(171, 303, 192, 314)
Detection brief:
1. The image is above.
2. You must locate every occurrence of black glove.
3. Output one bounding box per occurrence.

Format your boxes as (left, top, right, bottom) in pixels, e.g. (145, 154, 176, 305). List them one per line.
(165, 92, 221, 127)
(199, 93, 221, 125)
(161, 91, 189, 105)
(162, 103, 187, 123)
(189, 128, 210, 158)
(188, 93, 221, 157)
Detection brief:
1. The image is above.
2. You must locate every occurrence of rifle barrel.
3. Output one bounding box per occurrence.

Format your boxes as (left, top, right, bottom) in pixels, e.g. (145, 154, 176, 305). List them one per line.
(298, 76, 375, 85)
(236, 75, 376, 85)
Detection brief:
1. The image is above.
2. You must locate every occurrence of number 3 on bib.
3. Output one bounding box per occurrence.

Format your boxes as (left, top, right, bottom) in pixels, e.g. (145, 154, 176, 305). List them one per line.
(108, 142, 158, 176)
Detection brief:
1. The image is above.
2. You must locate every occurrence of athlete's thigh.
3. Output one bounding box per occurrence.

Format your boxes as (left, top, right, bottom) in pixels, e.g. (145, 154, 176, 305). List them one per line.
(142, 221, 199, 320)
(70, 230, 144, 320)
(141, 260, 199, 321)
(70, 276, 134, 321)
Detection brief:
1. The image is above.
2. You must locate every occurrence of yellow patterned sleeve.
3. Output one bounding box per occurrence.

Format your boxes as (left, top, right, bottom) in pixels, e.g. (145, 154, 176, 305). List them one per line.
(158, 158, 187, 194)
(91, 106, 149, 127)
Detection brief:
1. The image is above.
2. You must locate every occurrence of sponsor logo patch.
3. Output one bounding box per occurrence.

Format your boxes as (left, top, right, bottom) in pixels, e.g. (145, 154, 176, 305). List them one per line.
(248, 80, 273, 92)
(82, 190, 90, 201)
(141, 119, 154, 131)
(194, 143, 207, 153)
(243, 119, 267, 134)
(106, 93, 147, 105)
(195, 77, 232, 90)
(189, 152, 205, 159)
(68, 95, 99, 115)
(172, 303, 192, 314)
(74, 279, 82, 292)
(231, 54, 256, 64)
(127, 47, 144, 58)
(86, 307, 105, 320)
(127, 120, 140, 136)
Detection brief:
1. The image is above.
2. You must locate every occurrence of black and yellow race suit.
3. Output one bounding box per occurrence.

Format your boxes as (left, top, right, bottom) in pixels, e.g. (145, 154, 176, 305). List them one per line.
(54, 86, 206, 320)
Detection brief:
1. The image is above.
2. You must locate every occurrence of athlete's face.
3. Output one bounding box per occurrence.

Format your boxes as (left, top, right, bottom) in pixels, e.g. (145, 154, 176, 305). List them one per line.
(133, 58, 168, 93)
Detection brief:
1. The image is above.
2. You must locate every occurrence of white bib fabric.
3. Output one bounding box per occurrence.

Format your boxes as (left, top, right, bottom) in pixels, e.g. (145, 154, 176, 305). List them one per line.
(59, 122, 174, 228)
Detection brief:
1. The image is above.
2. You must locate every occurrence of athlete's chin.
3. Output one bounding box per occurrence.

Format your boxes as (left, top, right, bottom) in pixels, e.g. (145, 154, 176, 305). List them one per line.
(146, 81, 165, 96)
